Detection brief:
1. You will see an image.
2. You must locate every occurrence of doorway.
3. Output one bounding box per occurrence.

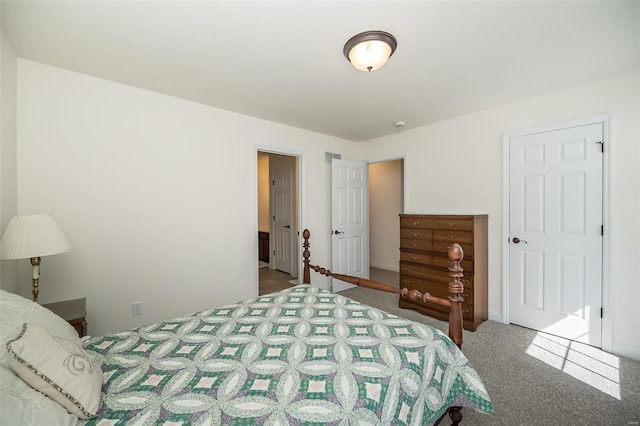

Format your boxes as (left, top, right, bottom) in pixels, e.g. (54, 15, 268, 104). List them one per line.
(330, 157, 404, 292)
(504, 117, 608, 347)
(369, 159, 404, 275)
(257, 151, 300, 295)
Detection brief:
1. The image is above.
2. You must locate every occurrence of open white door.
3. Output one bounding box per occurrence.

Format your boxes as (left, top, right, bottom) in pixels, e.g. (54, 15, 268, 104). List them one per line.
(508, 122, 603, 346)
(331, 159, 369, 292)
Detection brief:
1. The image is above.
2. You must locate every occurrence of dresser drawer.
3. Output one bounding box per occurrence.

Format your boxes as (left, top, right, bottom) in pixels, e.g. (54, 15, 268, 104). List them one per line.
(433, 230, 473, 245)
(400, 217, 433, 229)
(400, 251, 474, 272)
(431, 255, 474, 273)
(400, 228, 433, 240)
(400, 251, 433, 265)
(432, 219, 473, 231)
(399, 290, 475, 321)
(399, 275, 474, 302)
(433, 241, 474, 256)
(399, 263, 474, 289)
(400, 239, 433, 251)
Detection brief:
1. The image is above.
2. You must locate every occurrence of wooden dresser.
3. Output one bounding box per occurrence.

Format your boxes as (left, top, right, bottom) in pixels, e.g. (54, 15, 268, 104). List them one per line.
(399, 214, 488, 331)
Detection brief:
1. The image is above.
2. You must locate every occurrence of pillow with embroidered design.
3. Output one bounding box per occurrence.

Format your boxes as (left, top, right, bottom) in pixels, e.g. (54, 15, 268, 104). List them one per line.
(6, 323, 102, 419)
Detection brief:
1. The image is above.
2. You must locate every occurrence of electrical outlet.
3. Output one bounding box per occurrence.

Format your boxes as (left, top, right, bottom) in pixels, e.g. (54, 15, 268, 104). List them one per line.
(132, 301, 143, 316)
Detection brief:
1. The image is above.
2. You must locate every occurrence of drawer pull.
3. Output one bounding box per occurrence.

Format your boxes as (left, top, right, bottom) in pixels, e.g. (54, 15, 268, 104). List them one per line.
(411, 221, 420, 226)
(412, 232, 421, 237)
(463, 308, 470, 314)
(412, 256, 421, 261)
(448, 223, 455, 228)
(447, 234, 457, 239)
(401, 279, 410, 284)
(401, 267, 410, 272)
(412, 242, 421, 248)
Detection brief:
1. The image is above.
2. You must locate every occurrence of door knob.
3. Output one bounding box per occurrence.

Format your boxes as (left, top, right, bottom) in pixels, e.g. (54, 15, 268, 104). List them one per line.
(333, 230, 344, 235)
(512, 237, 528, 244)
(283, 225, 290, 229)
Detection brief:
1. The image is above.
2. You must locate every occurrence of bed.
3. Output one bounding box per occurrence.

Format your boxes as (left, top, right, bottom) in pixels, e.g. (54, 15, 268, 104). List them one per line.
(1, 229, 492, 425)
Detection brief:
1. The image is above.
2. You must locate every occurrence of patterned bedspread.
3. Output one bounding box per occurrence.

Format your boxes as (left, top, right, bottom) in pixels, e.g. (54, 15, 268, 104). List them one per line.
(82, 285, 492, 425)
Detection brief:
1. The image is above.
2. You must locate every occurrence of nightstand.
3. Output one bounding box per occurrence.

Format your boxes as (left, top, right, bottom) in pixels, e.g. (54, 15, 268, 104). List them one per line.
(43, 298, 87, 338)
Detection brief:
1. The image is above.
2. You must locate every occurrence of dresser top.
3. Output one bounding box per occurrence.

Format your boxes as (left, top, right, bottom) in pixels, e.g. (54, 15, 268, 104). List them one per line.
(43, 297, 86, 321)
(400, 213, 488, 218)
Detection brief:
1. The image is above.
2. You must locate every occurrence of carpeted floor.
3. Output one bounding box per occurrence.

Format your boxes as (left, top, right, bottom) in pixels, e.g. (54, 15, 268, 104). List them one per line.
(338, 268, 640, 426)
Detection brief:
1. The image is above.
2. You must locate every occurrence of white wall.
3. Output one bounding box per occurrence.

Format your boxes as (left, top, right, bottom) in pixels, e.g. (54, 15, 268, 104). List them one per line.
(369, 160, 402, 271)
(16, 59, 355, 335)
(0, 30, 18, 293)
(11, 57, 640, 358)
(360, 70, 640, 358)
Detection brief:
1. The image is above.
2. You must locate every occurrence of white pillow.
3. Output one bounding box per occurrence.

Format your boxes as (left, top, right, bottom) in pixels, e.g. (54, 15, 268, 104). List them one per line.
(0, 290, 82, 369)
(6, 323, 102, 419)
(0, 365, 79, 426)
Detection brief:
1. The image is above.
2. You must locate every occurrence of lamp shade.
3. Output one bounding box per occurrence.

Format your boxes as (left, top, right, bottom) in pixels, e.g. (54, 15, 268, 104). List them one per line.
(0, 215, 71, 260)
(343, 30, 397, 72)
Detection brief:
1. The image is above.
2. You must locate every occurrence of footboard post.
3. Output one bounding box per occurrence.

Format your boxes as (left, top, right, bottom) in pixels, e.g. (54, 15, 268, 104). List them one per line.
(302, 229, 311, 284)
(447, 243, 464, 349)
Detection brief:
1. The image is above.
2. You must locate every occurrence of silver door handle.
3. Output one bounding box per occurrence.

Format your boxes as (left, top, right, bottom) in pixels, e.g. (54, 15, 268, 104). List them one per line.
(512, 237, 528, 244)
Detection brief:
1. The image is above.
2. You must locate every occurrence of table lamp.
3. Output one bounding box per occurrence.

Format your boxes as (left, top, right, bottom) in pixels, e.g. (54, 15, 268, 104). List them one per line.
(0, 215, 71, 303)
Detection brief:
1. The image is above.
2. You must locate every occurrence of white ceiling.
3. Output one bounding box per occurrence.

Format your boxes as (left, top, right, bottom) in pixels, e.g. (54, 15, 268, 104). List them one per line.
(2, 1, 638, 142)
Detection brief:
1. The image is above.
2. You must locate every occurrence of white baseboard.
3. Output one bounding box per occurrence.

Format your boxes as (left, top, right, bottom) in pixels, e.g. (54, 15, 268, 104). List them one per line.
(488, 311, 504, 323)
(370, 262, 398, 272)
(612, 342, 640, 361)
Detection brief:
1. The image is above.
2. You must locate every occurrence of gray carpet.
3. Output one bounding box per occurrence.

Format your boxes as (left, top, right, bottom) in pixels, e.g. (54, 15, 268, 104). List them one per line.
(338, 268, 640, 425)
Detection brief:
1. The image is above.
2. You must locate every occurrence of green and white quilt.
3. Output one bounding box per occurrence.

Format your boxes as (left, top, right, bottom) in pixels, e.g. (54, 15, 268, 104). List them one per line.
(82, 285, 492, 425)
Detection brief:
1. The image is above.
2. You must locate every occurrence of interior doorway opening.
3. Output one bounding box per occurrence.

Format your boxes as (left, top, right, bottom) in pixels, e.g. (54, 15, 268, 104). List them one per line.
(329, 157, 404, 293)
(257, 151, 300, 295)
(368, 159, 404, 275)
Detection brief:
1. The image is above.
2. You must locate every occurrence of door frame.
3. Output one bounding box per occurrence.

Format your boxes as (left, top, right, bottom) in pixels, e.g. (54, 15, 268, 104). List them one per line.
(254, 146, 305, 296)
(501, 114, 611, 351)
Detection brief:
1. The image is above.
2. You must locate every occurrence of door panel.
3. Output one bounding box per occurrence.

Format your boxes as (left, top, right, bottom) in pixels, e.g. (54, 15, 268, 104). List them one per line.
(273, 168, 292, 273)
(509, 123, 603, 346)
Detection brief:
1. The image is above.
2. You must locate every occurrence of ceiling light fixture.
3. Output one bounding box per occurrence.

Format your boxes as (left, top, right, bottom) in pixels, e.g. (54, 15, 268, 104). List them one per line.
(343, 30, 397, 72)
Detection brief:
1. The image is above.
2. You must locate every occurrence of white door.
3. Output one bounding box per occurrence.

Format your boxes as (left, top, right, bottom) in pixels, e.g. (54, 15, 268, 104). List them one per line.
(272, 168, 292, 273)
(509, 123, 603, 346)
(331, 159, 369, 292)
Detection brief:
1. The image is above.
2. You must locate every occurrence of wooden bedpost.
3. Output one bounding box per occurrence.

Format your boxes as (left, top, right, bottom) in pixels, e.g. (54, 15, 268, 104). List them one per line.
(447, 243, 465, 349)
(302, 229, 311, 284)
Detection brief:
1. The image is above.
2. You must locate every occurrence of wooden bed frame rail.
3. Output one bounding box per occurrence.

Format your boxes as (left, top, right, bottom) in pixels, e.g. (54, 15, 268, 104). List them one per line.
(301, 229, 465, 349)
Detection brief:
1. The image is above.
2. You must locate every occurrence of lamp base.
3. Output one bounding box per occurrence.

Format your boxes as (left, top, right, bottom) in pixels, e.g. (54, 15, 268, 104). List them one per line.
(30, 257, 41, 304)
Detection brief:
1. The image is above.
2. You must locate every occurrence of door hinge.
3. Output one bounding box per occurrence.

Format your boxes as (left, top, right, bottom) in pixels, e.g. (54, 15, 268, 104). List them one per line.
(273, 250, 276, 255)
(600, 307, 603, 318)
(601, 225, 604, 236)
(596, 141, 604, 152)
(272, 180, 275, 186)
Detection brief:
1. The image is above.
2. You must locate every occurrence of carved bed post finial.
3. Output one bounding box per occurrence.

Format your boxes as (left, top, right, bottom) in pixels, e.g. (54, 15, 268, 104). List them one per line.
(303, 229, 311, 284)
(448, 243, 465, 348)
